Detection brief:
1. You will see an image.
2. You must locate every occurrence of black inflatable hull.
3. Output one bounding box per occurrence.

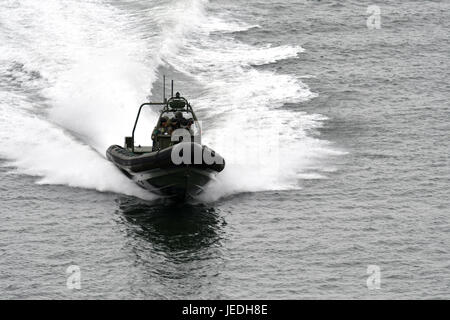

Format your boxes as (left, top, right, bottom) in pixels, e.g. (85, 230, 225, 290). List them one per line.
(106, 142, 225, 199)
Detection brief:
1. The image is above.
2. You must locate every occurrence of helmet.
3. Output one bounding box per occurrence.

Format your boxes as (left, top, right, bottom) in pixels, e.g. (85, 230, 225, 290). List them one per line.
(180, 118, 188, 126)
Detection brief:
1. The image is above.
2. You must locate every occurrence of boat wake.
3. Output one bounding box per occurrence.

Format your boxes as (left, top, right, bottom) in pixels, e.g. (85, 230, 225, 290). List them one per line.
(0, 0, 341, 201)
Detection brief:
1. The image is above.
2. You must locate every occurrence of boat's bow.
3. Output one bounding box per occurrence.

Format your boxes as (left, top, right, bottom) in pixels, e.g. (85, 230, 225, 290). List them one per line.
(106, 142, 224, 199)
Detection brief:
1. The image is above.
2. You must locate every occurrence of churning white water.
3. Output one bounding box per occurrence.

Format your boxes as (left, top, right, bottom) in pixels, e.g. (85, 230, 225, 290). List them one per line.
(0, 0, 339, 200)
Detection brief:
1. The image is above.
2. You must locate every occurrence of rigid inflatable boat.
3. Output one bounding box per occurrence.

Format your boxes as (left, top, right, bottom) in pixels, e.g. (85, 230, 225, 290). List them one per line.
(106, 80, 225, 199)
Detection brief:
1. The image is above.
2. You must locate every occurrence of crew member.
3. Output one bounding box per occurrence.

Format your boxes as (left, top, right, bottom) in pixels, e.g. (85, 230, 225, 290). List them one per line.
(171, 111, 186, 130)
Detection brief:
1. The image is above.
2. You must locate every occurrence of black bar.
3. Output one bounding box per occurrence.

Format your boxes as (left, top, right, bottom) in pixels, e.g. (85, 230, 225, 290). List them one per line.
(0, 300, 442, 318)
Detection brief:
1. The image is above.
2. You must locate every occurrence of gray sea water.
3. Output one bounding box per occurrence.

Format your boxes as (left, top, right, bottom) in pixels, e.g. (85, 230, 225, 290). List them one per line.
(0, 0, 449, 299)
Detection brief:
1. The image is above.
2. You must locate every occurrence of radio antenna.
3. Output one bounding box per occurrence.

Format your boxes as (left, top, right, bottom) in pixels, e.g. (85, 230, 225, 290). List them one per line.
(163, 75, 166, 103)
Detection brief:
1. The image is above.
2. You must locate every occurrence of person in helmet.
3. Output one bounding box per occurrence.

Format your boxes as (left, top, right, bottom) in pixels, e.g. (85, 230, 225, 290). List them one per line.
(171, 111, 187, 130)
(152, 116, 170, 140)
